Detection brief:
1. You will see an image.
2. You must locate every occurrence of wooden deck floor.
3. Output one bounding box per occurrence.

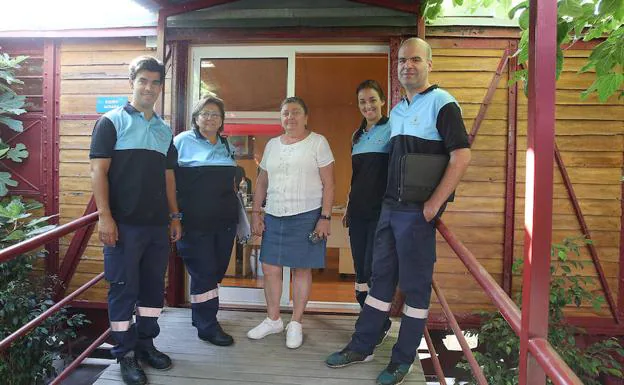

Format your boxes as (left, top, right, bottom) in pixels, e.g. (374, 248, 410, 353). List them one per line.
(94, 308, 426, 385)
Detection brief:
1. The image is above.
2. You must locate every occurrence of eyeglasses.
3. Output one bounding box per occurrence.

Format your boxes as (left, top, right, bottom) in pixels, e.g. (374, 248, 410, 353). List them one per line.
(198, 111, 222, 119)
(281, 109, 304, 117)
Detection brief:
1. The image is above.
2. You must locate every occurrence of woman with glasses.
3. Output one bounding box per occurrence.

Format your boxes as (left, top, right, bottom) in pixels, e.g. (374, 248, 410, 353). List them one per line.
(247, 96, 335, 349)
(173, 95, 238, 347)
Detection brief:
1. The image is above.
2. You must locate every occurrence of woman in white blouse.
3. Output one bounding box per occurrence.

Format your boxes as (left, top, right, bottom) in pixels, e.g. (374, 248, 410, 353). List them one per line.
(247, 96, 335, 349)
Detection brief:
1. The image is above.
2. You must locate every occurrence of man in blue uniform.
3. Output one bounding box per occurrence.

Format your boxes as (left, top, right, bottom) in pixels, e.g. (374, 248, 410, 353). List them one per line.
(326, 38, 471, 385)
(90, 56, 182, 385)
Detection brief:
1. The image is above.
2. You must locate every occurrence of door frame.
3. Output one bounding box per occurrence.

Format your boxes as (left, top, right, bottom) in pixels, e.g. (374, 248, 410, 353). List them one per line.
(189, 43, 389, 308)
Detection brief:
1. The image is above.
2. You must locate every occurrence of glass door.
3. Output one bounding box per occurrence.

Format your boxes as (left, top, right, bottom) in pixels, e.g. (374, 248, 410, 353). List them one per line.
(191, 46, 294, 306)
(190, 44, 388, 309)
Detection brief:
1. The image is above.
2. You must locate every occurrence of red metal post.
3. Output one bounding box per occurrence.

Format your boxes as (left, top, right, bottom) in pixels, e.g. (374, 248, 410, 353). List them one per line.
(166, 41, 190, 307)
(503, 40, 518, 296)
(55, 197, 98, 299)
(42, 39, 59, 275)
(389, 37, 402, 108)
(156, 11, 167, 117)
(468, 49, 510, 145)
(417, 15, 425, 38)
(423, 327, 447, 385)
(554, 144, 619, 323)
(519, 0, 557, 383)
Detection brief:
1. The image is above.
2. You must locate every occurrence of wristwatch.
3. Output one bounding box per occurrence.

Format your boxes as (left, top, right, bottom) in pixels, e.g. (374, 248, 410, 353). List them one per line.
(319, 214, 331, 220)
(169, 212, 183, 220)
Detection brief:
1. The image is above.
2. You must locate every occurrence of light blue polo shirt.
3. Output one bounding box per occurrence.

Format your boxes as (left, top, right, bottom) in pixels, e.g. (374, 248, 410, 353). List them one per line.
(352, 118, 391, 155)
(174, 129, 236, 167)
(390, 87, 459, 141)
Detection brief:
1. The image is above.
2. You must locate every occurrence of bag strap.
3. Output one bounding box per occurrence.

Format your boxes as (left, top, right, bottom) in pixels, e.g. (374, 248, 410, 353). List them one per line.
(219, 135, 235, 160)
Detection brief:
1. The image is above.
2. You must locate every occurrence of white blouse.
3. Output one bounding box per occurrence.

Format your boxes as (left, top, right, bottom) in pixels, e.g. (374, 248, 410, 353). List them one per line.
(260, 131, 334, 217)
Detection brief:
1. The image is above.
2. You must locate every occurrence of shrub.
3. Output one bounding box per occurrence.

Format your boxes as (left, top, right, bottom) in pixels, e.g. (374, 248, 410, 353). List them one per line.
(0, 197, 89, 385)
(457, 237, 624, 385)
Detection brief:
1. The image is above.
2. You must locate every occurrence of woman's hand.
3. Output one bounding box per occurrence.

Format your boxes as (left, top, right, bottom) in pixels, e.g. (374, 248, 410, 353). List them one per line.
(314, 218, 331, 239)
(341, 213, 349, 228)
(251, 213, 265, 236)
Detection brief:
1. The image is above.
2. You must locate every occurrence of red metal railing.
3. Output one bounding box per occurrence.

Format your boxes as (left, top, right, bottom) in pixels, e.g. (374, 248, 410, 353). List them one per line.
(434, 219, 584, 385)
(0, 212, 109, 384)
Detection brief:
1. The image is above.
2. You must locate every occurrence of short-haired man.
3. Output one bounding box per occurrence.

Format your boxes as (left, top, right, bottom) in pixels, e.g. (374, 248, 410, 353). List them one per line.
(326, 38, 471, 385)
(90, 56, 182, 385)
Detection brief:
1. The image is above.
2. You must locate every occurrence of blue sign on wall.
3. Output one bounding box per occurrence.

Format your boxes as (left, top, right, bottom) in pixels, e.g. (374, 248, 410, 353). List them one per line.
(96, 96, 128, 113)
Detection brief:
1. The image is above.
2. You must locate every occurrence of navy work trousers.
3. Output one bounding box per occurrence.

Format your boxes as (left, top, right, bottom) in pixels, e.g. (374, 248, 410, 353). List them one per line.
(104, 223, 170, 359)
(347, 203, 436, 365)
(348, 217, 377, 307)
(176, 226, 236, 337)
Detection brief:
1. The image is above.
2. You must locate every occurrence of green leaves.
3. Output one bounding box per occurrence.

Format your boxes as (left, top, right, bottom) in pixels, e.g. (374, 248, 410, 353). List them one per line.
(0, 172, 18, 196)
(7, 143, 28, 163)
(581, 72, 624, 102)
(559, 0, 584, 17)
(0, 115, 24, 133)
(0, 50, 30, 199)
(424, 0, 623, 104)
(458, 236, 624, 385)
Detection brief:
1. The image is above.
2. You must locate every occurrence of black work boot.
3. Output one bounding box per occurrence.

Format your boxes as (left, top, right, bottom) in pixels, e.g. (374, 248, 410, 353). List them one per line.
(199, 323, 234, 346)
(119, 353, 147, 385)
(137, 345, 173, 370)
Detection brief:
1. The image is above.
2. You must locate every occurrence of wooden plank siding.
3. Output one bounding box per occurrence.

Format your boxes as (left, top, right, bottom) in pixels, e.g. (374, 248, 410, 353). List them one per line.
(427, 41, 508, 315)
(426, 39, 623, 319)
(57, 37, 623, 321)
(58, 38, 171, 300)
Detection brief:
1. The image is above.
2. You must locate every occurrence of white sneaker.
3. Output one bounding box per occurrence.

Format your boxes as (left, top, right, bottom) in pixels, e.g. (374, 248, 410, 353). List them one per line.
(285, 321, 303, 349)
(247, 317, 284, 340)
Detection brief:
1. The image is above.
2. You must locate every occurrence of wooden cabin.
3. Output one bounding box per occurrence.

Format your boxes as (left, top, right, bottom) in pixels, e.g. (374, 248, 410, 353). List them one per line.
(0, 0, 622, 338)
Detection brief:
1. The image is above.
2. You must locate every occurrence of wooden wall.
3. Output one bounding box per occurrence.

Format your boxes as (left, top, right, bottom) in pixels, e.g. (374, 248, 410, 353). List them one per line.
(56, 36, 623, 321)
(58, 38, 171, 300)
(427, 39, 510, 314)
(425, 38, 623, 318)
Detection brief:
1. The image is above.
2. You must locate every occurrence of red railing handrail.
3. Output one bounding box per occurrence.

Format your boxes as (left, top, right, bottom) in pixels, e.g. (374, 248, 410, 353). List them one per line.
(0, 272, 104, 352)
(49, 328, 111, 385)
(0, 210, 104, 384)
(436, 219, 521, 333)
(432, 278, 488, 385)
(0, 212, 99, 264)
(436, 218, 583, 385)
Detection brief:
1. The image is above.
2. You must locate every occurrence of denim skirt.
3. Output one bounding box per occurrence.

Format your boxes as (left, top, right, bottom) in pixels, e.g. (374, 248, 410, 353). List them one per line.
(259, 208, 326, 268)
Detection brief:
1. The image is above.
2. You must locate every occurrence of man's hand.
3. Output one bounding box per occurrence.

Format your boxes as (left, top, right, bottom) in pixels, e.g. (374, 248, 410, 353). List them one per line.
(170, 219, 182, 242)
(423, 200, 441, 223)
(99, 214, 118, 246)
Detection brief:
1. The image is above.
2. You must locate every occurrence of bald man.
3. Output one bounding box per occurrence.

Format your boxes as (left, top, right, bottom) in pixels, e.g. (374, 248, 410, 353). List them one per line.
(325, 38, 471, 385)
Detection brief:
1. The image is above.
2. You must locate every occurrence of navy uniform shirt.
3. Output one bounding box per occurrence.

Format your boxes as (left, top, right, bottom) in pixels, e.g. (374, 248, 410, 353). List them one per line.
(347, 116, 391, 220)
(89, 103, 177, 226)
(385, 85, 470, 203)
(174, 129, 238, 231)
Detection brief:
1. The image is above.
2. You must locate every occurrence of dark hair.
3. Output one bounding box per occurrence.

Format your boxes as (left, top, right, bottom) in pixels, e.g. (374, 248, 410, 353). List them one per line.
(129, 56, 165, 82)
(353, 79, 386, 145)
(191, 95, 226, 133)
(280, 96, 308, 115)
